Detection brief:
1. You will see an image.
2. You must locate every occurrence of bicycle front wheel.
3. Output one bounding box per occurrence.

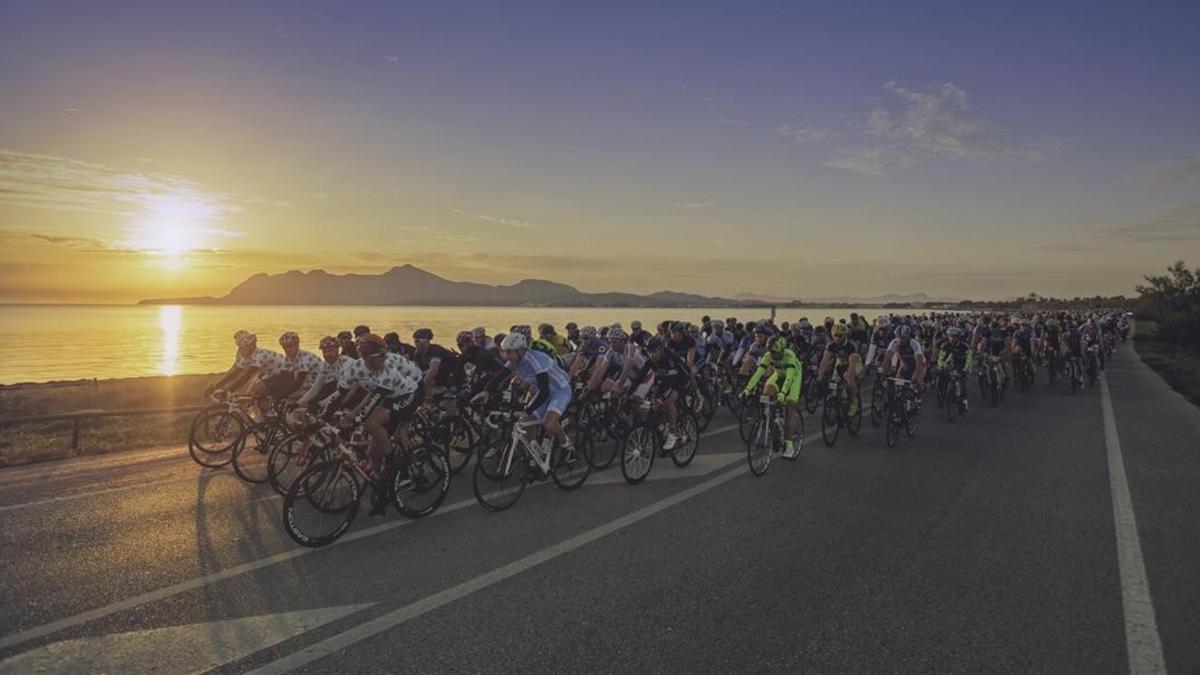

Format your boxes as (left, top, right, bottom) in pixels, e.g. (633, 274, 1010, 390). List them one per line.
(551, 440, 591, 491)
(746, 414, 772, 476)
(232, 420, 284, 484)
(394, 447, 450, 518)
(188, 407, 243, 468)
(621, 425, 658, 485)
(821, 397, 840, 447)
(282, 461, 361, 548)
(473, 441, 529, 512)
(671, 412, 700, 468)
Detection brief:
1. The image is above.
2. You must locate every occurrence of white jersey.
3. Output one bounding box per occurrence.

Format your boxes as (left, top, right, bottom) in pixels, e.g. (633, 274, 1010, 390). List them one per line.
(344, 353, 423, 398)
(284, 349, 324, 376)
(507, 350, 571, 391)
(297, 355, 357, 406)
(234, 348, 288, 378)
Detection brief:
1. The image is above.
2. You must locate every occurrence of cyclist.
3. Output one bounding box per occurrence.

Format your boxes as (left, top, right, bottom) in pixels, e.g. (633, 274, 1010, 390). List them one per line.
(628, 336, 694, 451)
(206, 330, 291, 406)
(817, 323, 863, 416)
(883, 325, 927, 388)
(340, 334, 424, 514)
(472, 333, 577, 460)
(936, 326, 973, 411)
(539, 323, 573, 357)
(279, 331, 324, 402)
(337, 330, 358, 358)
(742, 336, 805, 459)
(296, 335, 357, 413)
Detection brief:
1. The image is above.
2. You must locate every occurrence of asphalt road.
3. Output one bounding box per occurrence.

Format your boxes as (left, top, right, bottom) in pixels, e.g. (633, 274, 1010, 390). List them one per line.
(1, 344, 1197, 674)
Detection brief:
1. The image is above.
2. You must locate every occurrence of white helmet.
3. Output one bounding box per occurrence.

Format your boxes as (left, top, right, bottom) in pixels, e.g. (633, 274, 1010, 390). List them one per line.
(500, 332, 528, 351)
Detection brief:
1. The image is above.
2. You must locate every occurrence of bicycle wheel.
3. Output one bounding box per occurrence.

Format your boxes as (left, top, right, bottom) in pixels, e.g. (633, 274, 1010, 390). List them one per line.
(551, 439, 591, 491)
(282, 461, 361, 548)
(870, 378, 886, 427)
(991, 379, 1001, 407)
(267, 432, 306, 495)
(232, 420, 284, 484)
(803, 379, 820, 415)
(188, 407, 243, 468)
(946, 383, 959, 423)
(621, 424, 658, 485)
(846, 391, 863, 437)
(885, 405, 901, 448)
(473, 440, 529, 512)
(821, 397, 840, 447)
(737, 400, 760, 444)
(393, 447, 450, 518)
(905, 397, 920, 437)
(746, 412, 773, 476)
(433, 416, 476, 476)
(672, 412, 700, 467)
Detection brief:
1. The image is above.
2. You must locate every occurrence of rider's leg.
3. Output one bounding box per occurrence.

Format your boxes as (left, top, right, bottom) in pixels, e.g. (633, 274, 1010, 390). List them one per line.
(364, 405, 392, 476)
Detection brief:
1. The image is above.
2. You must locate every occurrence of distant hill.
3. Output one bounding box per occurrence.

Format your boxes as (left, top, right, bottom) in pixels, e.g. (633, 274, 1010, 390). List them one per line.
(734, 292, 959, 305)
(140, 264, 755, 308)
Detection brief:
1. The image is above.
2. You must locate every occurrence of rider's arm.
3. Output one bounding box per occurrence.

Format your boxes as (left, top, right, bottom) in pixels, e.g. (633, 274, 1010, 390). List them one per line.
(524, 372, 551, 415)
(743, 360, 767, 395)
(296, 370, 328, 406)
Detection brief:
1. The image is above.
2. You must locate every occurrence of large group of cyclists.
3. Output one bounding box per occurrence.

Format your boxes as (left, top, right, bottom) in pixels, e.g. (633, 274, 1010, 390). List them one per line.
(187, 309, 1132, 548)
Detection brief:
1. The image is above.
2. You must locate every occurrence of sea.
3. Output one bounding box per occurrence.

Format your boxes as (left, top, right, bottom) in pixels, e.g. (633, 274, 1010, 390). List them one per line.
(0, 304, 898, 384)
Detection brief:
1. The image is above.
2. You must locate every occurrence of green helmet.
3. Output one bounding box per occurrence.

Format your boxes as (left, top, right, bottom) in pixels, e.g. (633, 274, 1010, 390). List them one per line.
(769, 336, 788, 353)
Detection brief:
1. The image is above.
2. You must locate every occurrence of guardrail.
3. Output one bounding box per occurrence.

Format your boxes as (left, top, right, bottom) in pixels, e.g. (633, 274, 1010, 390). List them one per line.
(0, 405, 207, 456)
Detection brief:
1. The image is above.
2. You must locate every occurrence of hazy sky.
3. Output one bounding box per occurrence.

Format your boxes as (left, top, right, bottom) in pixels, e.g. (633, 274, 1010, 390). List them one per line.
(1, 0, 1198, 303)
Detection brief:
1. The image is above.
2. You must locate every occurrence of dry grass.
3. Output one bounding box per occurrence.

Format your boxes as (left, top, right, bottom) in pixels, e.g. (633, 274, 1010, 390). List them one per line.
(0, 373, 222, 466)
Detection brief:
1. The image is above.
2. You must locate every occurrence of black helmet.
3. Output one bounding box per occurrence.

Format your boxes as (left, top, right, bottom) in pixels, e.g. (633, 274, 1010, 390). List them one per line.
(412, 328, 433, 340)
(646, 336, 666, 350)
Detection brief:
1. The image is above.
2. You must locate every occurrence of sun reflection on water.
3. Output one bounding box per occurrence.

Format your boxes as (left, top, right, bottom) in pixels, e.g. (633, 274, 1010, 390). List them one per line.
(158, 305, 182, 376)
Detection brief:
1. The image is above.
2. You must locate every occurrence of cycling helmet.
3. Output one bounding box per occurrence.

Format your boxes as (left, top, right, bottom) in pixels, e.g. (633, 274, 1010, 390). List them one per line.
(565, 322, 578, 331)
(279, 331, 300, 347)
(336, 330, 353, 341)
(769, 336, 788, 353)
(353, 324, 371, 338)
(824, 316, 834, 326)
(831, 324, 848, 339)
(472, 326, 487, 338)
(630, 320, 642, 330)
(383, 332, 402, 349)
(581, 325, 597, 338)
(357, 334, 388, 357)
(946, 326, 963, 338)
(517, 325, 533, 337)
(897, 325, 914, 338)
(456, 330, 473, 346)
(319, 335, 339, 350)
(608, 327, 628, 340)
(752, 324, 770, 336)
(234, 330, 256, 347)
(412, 328, 434, 340)
(538, 323, 554, 337)
(687, 324, 700, 335)
(798, 319, 812, 330)
(670, 321, 686, 333)
(646, 336, 666, 351)
(500, 333, 528, 351)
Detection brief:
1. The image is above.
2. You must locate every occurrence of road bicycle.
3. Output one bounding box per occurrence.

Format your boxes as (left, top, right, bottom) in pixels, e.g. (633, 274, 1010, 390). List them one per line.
(620, 396, 699, 484)
(188, 390, 277, 468)
(281, 416, 450, 548)
(982, 355, 1007, 407)
(821, 376, 862, 447)
(943, 369, 967, 423)
(745, 393, 803, 476)
(884, 377, 921, 448)
(472, 411, 591, 511)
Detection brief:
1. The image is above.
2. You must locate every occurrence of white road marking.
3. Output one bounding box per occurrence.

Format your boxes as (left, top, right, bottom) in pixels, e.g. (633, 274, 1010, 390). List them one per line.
(247, 461, 753, 674)
(1100, 374, 1166, 675)
(0, 604, 374, 674)
(249, 430, 822, 674)
(0, 469, 232, 513)
(0, 423, 743, 653)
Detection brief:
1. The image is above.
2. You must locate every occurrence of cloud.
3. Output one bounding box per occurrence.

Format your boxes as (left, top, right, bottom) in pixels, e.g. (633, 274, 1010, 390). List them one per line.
(1030, 243, 1104, 253)
(718, 117, 748, 127)
(1143, 156, 1200, 188)
(828, 81, 1047, 175)
(777, 124, 830, 144)
(384, 55, 400, 63)
(673, 202, 715, 209)
(0, 149, 241, 222)
(1103, 202, 1200, 243)
(451, 207, 537, 228)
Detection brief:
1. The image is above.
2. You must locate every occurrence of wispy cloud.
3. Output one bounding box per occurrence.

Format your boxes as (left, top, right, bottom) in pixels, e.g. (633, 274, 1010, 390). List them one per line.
(451, 207, 537, 228)
(384, 55, 400, 63)
(1030, 243, 1104, 253)
(1143, 155, 1200, 188)
(828, 82, 1048, 175)
(777, 124, 831, 144)
(0, 149, 241, 221)
(718, 117, 748, 127)
(1103, 202, 1200, 243)
(673, 202, 715, 209)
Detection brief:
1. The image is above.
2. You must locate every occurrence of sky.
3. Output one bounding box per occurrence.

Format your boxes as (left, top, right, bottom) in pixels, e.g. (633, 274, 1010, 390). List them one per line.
(1, 0, 1198, 303)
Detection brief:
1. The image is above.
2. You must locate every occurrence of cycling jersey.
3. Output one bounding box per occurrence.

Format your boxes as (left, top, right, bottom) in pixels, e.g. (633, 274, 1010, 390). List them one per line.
(234, 348, 288, 379)
(531, 338, 565, 368)
(503, 349, 572, 417)
(744, 348, 804, 403)
(297, 354, 357, 406)
(632, 347, 690, 396)
(344, 353, 423, 399)
(413, 343, 464, 387)
(886, 337, 924, 376)
(937, 341, 973, 372)
(825, 339, 856, 362)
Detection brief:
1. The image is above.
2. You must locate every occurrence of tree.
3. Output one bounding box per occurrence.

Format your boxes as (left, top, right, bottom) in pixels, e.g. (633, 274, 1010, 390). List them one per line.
(1135, 260, 1200, 346)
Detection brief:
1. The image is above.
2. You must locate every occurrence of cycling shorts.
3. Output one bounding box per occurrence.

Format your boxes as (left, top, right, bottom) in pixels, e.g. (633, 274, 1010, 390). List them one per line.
(531, 384, 572, 420)
(765, 370, 802, 404)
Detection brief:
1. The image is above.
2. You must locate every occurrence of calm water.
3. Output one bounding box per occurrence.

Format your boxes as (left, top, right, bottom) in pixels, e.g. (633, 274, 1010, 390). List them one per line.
(0, 304, 887, 384)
